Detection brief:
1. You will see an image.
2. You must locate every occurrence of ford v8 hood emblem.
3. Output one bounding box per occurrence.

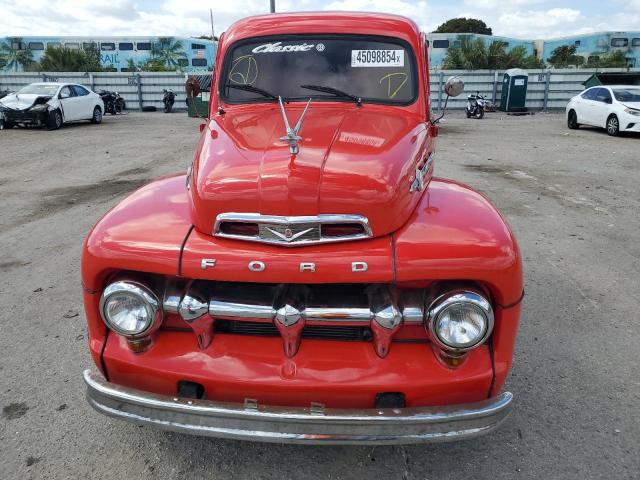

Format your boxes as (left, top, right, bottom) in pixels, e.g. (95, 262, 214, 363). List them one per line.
(278, 96, 312, 155)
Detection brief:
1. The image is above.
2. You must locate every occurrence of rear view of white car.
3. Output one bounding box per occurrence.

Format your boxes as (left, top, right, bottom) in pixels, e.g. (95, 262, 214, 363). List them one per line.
(566, 85, 640, 136)
(0, 82, 104, 130)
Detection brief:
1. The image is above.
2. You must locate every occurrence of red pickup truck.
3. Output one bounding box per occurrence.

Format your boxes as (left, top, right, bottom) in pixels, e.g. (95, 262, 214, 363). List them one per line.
(82, 12, 523, 444)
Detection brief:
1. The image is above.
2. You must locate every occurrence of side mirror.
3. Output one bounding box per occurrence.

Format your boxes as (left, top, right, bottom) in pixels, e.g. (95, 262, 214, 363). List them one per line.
(443, 76, 465, 98)
(59, 91, 70, 99)
(433, 76, 465, 125)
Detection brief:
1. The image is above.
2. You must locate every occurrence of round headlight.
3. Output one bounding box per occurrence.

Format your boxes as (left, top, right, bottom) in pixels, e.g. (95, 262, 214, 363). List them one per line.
(428, 291, 494, 352)
(99, 281, 162, 337)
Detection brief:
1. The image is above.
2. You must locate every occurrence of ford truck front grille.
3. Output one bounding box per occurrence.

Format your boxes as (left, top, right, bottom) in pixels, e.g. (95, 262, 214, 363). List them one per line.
(213, 213, 372, 246)
(163, 282, 425, 358)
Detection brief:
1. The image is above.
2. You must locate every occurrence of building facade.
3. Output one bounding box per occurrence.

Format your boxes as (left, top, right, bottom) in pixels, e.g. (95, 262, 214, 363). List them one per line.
(0, 36, 216, 73)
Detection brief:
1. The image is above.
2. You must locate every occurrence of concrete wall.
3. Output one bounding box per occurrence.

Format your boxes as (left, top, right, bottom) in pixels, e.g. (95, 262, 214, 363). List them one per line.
(2, 68, 638, 111)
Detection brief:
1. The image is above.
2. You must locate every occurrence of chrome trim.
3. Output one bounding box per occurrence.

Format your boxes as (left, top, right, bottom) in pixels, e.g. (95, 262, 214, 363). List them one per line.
(179, 293, 209, 321)
(213, 213, 373, 247)
(209, 300, 275, 321)
(99, 281, 163, 338)
(302, 307, 372, 323)
(170, 286, 425, 326)
(84, 370, 513, 445)
(278, 96, 311, 155)
(352, 261, 368, 272)
(410, 152, 434, 193)
(427, 290, 494, 353)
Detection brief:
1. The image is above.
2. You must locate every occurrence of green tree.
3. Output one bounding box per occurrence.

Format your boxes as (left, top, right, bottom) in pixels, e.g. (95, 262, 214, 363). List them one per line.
(548, 45, 584, 68)
(140, 58, 173, 72)
(434, 18, 492, 35)
(39, 46, 103, 72)
(593, 50, 628, 68)
(126, 58, 139, 72)
(0, 37, 35, 72)
(443, 37, 544, 70)
(151, 37, 187, 70)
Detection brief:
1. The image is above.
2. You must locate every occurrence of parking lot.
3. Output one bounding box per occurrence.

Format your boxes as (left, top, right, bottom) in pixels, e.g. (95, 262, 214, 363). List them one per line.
(1, 111, 638, 479)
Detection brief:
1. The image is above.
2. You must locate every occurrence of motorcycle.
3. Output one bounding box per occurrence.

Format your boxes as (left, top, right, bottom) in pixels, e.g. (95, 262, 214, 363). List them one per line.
(97, 90, 125, 115)
(465, 92, 486, 119)
(162, 89, 175, 113)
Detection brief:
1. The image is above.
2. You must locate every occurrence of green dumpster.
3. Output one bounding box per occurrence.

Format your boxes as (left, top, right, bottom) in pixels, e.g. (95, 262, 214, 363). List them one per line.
(187, 96, 210, 118)
(500, 68, 528, 112)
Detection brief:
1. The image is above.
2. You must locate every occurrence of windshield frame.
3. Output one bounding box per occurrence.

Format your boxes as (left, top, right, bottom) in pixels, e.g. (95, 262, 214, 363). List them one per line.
(17, 84, 60, 96)
(218, 34, 419, 107)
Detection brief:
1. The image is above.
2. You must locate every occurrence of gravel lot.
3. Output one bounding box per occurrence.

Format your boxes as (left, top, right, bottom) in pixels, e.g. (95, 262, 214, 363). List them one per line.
(1, 110, 638, 480)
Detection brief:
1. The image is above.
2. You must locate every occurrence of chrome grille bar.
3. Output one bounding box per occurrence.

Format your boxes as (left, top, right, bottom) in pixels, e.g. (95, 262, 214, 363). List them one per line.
(163, 283, 425, 358)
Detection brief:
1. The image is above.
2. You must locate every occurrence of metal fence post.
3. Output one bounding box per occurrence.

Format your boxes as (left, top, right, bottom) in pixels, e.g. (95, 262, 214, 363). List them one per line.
(492, 71, 499, 105)
(543, 70, 551, 112)
(438, 71, 444, 111)
(89, 73, 94, 91)
(137, 74, 143, 111)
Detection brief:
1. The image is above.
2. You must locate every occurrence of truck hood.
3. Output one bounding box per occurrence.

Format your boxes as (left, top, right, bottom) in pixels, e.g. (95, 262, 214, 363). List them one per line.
(190, 104, 431, 238)
(0, 93, 52, 111)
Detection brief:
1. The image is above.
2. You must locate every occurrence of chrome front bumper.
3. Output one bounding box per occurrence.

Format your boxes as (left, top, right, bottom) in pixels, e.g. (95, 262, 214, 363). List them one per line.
(83, 370, 513, 445)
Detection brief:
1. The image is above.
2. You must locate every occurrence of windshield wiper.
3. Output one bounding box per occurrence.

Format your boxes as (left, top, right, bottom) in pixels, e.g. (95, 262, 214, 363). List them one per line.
(225, 84, 278, 101)
(300, 85, 362, 106)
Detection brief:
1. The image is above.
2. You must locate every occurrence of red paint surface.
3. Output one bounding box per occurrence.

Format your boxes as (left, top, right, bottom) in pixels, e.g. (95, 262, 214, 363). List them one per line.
(103, 332, 493, 408)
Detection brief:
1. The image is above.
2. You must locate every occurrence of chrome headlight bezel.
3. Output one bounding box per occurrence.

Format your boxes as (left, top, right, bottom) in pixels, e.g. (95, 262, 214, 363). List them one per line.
(99, 280, 163, 338)
(427, 290, 494, 352)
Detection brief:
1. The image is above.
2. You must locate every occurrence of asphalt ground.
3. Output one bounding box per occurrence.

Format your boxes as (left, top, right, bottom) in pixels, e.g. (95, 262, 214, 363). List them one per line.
(0, 110, 638, 479)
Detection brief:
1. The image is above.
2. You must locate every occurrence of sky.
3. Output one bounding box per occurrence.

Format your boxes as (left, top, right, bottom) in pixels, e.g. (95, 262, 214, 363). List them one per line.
(1, 0, 639, 40)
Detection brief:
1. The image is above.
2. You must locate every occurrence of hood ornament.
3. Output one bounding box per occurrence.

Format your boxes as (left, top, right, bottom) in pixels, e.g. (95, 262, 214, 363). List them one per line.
(278, 96, 311, 155)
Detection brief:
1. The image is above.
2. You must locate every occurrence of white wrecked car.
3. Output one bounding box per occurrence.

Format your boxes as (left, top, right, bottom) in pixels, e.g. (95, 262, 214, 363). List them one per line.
(0, 82, 104, 130)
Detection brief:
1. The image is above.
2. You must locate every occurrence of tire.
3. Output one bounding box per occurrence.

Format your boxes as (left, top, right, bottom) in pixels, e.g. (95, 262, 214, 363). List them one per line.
(606, 114, 619, 136)
(465, 110, 471, 118)
(567, 110, 579, 129)
(0, 119, 14, 129)
(163, 102, 169, 113)
(47, 109, 63, 130)
(477, 109, 484, 119)
(115, 99, 124, 114)
(91, 106, 102, 124)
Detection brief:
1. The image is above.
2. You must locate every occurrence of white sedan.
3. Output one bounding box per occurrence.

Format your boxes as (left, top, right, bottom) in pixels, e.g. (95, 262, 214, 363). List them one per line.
(566, 85, 640, 136)
(0, 82, 104, 130)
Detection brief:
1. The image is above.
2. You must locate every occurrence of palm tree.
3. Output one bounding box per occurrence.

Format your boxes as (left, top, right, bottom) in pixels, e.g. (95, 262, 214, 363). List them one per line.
(151, 37, 187, 70)
(0, 37, 34, 72)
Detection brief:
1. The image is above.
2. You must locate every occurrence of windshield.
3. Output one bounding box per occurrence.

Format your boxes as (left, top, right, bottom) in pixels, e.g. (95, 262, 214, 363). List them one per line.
(221, 35, 417, 105)
(612, 88, 640, 102)
(17, 84, 59, 96)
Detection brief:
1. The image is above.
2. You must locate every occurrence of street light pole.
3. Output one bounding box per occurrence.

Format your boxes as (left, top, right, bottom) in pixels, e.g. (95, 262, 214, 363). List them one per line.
(270, 0, 275, 13)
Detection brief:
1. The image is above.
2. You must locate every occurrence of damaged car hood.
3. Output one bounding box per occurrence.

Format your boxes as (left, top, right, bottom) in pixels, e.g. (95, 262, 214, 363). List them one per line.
(0, 93, 53, 110)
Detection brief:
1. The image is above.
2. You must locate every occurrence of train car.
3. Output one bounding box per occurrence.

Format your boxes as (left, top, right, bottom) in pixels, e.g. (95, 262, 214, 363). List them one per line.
(542, 32, 640, 68)
(426, 33, 536, 68)
(0, 36, 217, 73)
